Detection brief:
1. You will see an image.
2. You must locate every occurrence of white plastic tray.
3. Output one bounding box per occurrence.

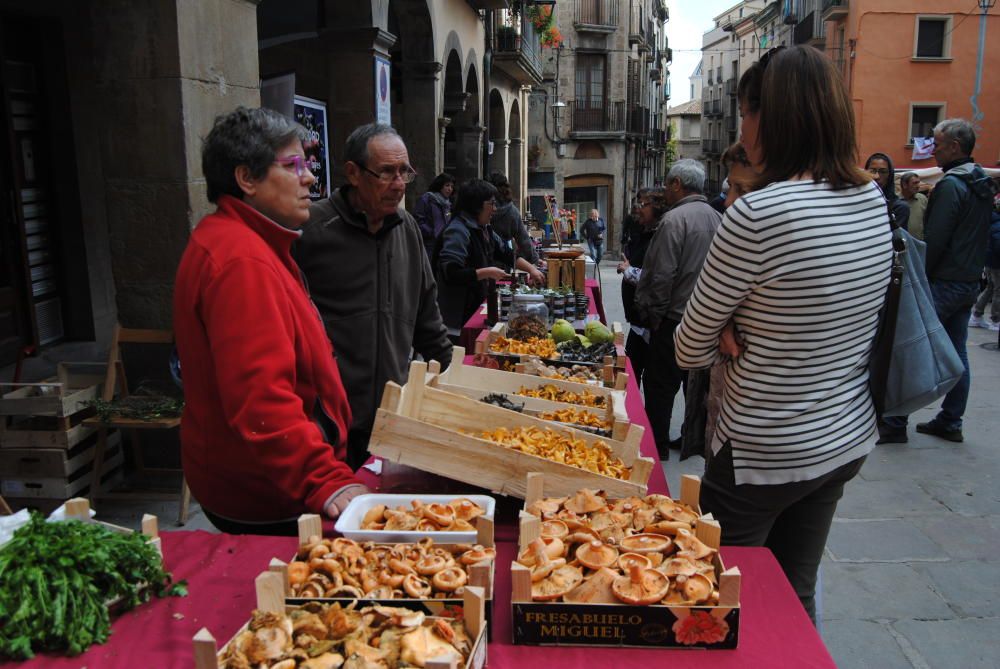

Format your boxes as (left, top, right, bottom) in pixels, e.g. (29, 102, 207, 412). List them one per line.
(334, 493, 496, 543)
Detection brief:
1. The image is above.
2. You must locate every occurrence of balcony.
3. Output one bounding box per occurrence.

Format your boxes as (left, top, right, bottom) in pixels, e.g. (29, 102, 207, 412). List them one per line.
(493, 13, 543, 85)
(568, 99, 627, 134)
(702, 139, 720, 156)
(704, 99, 722, 118)
(576, 0, 619, 33)
(628, 1, 648, 48)
(725, 77, 737, 96)
(627, 105, 650, 136)
(726, 114, 737, 132)
(822, 0, 848, 21)
(794, 12, 814, 45)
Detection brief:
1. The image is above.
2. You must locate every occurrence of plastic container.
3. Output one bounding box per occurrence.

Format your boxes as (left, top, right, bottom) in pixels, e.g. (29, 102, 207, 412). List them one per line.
(509, 293, 549, 326)
(334, 493, 496, 543)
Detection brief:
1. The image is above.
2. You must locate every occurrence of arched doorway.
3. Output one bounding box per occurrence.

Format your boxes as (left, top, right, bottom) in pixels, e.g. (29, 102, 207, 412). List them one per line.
(508, 98, 522, 209)
(488, 89, 507, 177)
(441, 47, 465, 181)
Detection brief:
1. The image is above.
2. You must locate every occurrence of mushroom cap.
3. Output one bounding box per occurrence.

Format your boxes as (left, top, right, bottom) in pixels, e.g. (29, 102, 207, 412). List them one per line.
(448, 498, 485, 521)
(422, 503, 456, 527)
(575, 540, 619, 570)
(563, 567, 619, 604)
(657, 500, 700, 525)
(643, 519, 691, 536)
(526, 497, 566, 518)
(563, 489, 607, 515)
(619, 533, 673, 555)
(531, 564, 584, 601)
(612, 565, 670, 605)
(611, 496, 648, 514)
(617, 552, 652, 572)
(674, 528, 716, 560)
(658, 555, 701, 578)
(530, 556, 567, 582)
(362, 504, 387, 527)
(540, 519, 569, 539)
(679, 572, 714, 603)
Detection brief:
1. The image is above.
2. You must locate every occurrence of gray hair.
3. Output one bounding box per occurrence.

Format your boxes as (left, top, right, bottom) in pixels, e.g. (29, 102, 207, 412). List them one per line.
(666, 159, 707, 194)
(344, 123, 402, 166)
(899, 171, 919, 184)
(934, 118, 976, 156)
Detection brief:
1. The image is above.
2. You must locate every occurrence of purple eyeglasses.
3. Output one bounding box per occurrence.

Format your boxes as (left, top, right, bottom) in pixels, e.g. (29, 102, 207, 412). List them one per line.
(274, 154, 312, 178)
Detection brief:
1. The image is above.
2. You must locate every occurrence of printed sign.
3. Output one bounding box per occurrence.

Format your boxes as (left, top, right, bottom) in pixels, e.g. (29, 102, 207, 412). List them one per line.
(375, 55, 391, 125)
(293, 95, 331, 201)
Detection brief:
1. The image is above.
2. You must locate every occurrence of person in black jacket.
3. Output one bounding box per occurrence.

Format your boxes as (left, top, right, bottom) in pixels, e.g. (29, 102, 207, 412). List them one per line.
(435, 179, 541, 338)
(865, 152, 910, 230)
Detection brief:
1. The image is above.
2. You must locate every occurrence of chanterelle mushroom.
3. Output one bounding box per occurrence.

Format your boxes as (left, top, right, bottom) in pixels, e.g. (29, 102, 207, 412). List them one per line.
(612, 565, 670, 605)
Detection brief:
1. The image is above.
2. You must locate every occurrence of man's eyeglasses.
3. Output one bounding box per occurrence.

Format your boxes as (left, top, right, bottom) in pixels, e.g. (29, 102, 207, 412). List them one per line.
(759, 46, 786, 71)
(868, 168, 890, 176)
(357, 162, 418, 184)
(274, 154, 312, 178)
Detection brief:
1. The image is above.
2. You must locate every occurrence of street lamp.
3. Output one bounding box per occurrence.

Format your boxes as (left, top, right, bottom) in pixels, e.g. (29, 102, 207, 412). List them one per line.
(971, 0, 996, 126)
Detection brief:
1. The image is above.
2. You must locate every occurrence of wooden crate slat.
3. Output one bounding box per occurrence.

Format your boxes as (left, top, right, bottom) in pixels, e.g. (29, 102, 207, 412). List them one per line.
(0, 430, 112, 477)
(0, 419, 98, 449)
(1, 435, 123, 498)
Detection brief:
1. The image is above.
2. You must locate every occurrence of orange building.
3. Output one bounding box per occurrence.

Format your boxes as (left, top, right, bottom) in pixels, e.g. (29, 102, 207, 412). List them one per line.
(822, 0, 1000, 171)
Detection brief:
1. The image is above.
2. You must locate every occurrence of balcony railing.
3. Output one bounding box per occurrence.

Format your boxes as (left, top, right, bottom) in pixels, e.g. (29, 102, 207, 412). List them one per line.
(568, 100, 627, 133)
(794, 11, 815, 44)
(493, 11, 543, 85)
(822, 0, 848, 21)
(704, 99, 722, 117)
(725, 77, 737, 96)
(702, 139, 720, 155)
(627, 105, 650, 135)
(628, 1, 646, 45)
(576, 0, 619, 30)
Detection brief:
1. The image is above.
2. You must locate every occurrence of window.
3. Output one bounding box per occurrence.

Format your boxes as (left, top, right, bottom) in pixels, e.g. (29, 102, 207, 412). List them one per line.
(909, 104, 944, 145)
(575, 54, 606, 109)
(914, 16, 951, 59)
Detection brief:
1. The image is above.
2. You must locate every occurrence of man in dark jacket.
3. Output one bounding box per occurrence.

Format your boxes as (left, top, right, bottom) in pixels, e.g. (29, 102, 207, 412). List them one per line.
(580, 209, 607, 263)
(969, 201, 1000, 331)
(294, 124, 453, 469)
(634, 159, 721, 458)
(881, 119, 995, 444)
(488, 172, 539, 264)
(865, 152, 910, 230)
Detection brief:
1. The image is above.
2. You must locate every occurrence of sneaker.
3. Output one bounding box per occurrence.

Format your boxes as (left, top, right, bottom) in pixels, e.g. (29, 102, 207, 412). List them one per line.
(876, 429, 908, 445)
(916, 421, 964, 443)
(969, 313, 988, 328)
(987, 320, 1000, 332)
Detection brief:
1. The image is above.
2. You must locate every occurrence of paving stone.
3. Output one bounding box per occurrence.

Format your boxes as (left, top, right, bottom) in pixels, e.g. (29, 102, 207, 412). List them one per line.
(912, 515, 1000, 560)
(837, 477, 950, 519)
(827, 519, 949, 562)
(821, 562, 953, 621)
(914, 560, 1000, 618)
(894, 617, 1000, 669)
(821, 619, 914, 669)
(919, 478, 1000, 517)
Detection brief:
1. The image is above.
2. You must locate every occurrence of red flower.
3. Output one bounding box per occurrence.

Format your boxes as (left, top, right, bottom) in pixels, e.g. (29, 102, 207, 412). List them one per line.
(672, 610, 730, 646)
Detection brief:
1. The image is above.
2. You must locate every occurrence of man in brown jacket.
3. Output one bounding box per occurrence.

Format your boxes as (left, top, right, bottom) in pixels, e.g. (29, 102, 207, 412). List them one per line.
(294, 124, 452, 470)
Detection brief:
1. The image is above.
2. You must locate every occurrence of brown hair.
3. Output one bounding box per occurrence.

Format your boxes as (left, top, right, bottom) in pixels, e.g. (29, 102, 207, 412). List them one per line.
(722, 142, 752, 169)
(757, 46, 870, 188)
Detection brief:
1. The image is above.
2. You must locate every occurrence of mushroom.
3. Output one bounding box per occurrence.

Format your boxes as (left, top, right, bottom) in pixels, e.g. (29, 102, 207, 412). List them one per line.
(674, 528, 716, 560)
(526, 496, 566, 518)
(575, 541, 619, 570)
(540, 519, 569, 539)
(365, 585, 395, 599)
(448, 498, 485, 521)
(658, 555, 701, 578)
(612, 565, 670, 605)
(402, 574, 432, 598)
(563, 489, 607, 515)
(643, 519, 691, 536)
(414, 554, 450, 576)
(399, 626, 461, 667)
(616, 552, 652, 572)
(431, 567, 469, 592)
(459, 546, 496, 565)
(619, 533, 673, 555)
(422, 502, 456, 527)
(531, 564, 584, 601)
(563, 526, 602, 547)
(657, 500, 699, 525)
(611, 496, 646, 514)
(516, 536, 564, 565)
(564, 567, 619, 604)
(448, 518, 476, 532)
(676, 572, 714, 604)
(301, 653, 345, 669)
(362, 504, 387, 527)
(632, 506, 659, 530)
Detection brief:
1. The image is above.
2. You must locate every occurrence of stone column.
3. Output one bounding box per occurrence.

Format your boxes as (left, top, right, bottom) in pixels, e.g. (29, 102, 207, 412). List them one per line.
(437, 117, 452, 175)
(509, 138, 523, 210)
(489, 138, 510, 179)
(399, 61, 442, 197)
(91, 0, 261, 329)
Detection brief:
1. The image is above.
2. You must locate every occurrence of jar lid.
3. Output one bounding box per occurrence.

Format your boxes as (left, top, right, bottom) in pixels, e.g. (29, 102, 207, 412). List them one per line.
(513, 294, 546, 302)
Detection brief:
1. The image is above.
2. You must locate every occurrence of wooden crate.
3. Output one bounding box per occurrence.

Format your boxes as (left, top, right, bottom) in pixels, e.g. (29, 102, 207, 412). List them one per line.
(369, 362, 653, 501)
(511, 474, 741, 649)
(0, 414, 98, 449)
(193, 574, 487, 669)
(0, 428, 114, 477)
(1, 431, 123, 498)
(0, 362, 105, 418)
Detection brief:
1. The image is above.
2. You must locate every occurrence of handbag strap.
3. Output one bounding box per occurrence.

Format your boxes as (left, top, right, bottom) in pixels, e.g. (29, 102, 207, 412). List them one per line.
(869, 185, 907, 417)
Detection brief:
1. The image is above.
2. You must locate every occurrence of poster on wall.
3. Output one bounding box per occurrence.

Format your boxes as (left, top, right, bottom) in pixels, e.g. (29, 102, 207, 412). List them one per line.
(293, 95, 331, 201)
(375, 55, 391, 125)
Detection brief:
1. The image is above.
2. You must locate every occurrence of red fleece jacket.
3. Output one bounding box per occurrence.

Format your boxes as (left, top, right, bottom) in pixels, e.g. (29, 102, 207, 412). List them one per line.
(173, 195, 360, 522)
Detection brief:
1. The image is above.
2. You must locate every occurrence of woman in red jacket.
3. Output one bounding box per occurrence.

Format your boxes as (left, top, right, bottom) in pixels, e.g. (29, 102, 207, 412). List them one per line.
(173, 107, 368, 534)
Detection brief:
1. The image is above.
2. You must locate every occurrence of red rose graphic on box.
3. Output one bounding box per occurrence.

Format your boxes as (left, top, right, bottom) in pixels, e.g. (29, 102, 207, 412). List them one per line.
(672, 609, 730, 645)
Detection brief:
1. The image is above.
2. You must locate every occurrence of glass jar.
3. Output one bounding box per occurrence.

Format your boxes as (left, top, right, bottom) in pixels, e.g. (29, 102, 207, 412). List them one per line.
(509, 293, 550, 327)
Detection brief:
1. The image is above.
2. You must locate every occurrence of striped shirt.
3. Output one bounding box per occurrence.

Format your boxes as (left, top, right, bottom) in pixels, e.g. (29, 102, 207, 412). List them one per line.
(674, 179, 893, 485)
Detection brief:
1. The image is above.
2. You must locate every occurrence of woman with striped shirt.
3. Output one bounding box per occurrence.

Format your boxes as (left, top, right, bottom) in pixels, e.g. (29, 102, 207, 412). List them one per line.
(674, 46, 893, 622)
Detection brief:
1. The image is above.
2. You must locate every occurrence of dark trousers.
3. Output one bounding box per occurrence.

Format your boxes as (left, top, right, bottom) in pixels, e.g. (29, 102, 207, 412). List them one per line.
(700, 443, 866, 623)
(203, 509, 299, 536)
(643, 319, 686, 451)
(347, 426, 374, 472)
(625, 329, 649, 389)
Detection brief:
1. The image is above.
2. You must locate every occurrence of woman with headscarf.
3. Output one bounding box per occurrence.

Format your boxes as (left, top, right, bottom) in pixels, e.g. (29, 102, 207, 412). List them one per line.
(173, 107, 368, 535)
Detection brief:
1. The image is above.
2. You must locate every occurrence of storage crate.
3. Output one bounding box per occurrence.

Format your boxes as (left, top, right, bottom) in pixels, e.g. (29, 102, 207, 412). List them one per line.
(0, 362, 105, 418)
(510, 474, 741, 649)
(369, 362, 653, 501)
(1, 431, 123, 499)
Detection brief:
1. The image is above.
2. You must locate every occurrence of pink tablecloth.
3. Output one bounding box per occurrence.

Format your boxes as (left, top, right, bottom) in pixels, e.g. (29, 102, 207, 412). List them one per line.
(459, 279, 606, 351)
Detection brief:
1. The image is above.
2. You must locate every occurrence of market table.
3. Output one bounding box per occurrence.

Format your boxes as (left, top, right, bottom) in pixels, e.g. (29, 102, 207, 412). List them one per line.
(458, 278, 607, 351)
(0, 362, 835, 668)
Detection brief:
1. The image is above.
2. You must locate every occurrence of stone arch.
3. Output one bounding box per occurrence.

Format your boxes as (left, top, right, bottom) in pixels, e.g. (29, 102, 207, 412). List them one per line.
(463, 47, 480, 100)
(441, 30, 464, 73)
(508, 97, 523, 207)
(487, 88, 507, 177)
(574, 141, 606, 160)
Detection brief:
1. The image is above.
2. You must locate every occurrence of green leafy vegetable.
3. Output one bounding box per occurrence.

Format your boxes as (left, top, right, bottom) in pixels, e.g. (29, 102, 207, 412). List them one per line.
(0, 512, 186, 659)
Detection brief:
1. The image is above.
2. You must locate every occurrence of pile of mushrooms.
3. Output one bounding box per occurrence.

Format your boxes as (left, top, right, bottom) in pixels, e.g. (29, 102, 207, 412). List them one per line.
(289, 536, 495, 600)
(519, 489, 718, 605)
(219, 603, 473, 669)
(360, 497, 486, 532)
